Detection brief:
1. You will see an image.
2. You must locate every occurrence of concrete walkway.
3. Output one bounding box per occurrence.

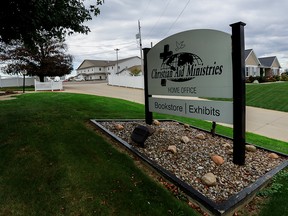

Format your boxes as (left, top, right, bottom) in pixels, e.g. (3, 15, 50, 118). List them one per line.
(63, 81, 288, 143)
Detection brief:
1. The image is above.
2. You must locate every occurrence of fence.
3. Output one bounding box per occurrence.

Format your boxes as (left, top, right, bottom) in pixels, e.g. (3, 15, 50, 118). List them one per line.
(0, 76, 34, 88)
(108, 75, 144, 89)
(34, 80, 63, 91)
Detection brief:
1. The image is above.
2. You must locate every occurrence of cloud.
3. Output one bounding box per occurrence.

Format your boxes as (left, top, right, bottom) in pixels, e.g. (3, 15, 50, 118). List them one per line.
(66, 0, 288, 72)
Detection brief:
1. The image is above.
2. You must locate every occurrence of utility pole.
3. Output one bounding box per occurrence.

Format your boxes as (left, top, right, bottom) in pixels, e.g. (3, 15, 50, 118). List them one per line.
(114, 48, 119, 73)
(137, 20, 143, 74)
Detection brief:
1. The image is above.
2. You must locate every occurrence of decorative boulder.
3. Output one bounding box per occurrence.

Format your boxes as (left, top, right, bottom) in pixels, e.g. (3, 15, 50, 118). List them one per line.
(268, 153, 279, 159)
(167, 145, 177, 154)
(211, 155, 225, 165)
(184, 123, 190, 128)
(245, 145, 257, 152)
(181, 136, 190, 144)
(222, 143, 232, 149)
(202, 173, 217, 186)
(153, 119, 161, 126)
(114, 124, 124, 130)
(131, 125, 153, 147)
(195, 133, 206, 140)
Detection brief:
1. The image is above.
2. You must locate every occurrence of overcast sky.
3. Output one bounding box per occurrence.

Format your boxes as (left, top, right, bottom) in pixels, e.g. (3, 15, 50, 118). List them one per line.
(66, 0, 288, 74)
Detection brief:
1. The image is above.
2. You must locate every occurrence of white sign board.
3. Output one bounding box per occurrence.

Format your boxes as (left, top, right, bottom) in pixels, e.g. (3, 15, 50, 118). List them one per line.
(149, 97, 233, 124)
(147, 29, 232, 98)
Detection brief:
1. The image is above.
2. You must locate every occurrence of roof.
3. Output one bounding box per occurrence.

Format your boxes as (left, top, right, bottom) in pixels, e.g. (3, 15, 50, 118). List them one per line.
(245, 49, 253, 60)
(258, 56, 280, 68)
(77, 60, 115, 70)
(77, 56, 141, 70)
(245, 49, 261, 66)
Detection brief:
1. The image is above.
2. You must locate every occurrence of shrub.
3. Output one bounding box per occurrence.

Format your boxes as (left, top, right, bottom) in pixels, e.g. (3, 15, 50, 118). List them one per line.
(273, 75, 281, 81)
(281, 73, 288, 81)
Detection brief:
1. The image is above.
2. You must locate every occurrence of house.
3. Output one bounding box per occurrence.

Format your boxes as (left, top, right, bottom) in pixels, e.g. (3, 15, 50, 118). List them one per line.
(258, 56, 281, 76)
(76, 56, 142, 80)
(245, 49, 281, 77)
(245, 49, 261, 77)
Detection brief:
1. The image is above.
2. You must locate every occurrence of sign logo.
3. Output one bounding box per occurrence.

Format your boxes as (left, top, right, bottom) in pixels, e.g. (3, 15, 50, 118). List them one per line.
(151, 43, 224, 86)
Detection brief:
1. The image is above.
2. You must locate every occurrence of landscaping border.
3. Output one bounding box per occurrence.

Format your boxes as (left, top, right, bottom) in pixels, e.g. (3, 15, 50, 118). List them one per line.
(90, 119, 288, 216)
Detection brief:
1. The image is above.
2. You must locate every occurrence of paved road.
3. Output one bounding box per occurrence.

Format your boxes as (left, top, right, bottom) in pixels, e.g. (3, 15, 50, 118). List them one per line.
(63, 81, 288, 143)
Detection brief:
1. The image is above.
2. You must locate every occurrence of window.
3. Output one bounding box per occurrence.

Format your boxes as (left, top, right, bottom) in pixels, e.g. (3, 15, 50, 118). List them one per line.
(99, 68, 101, 71)
(253, 67, 256, 76)
(245, 67, 249, 77)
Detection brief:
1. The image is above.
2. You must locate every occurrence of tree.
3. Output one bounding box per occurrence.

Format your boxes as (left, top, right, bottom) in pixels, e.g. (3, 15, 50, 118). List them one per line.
(129, 66, 142, 76)
(0, 35, 73, 82)
(0, 0, 104, 46)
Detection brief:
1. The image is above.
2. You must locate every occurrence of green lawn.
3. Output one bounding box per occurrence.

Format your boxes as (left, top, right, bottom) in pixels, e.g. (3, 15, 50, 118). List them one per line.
(0, 89, 288, 215)
(0, 93, 198, 216)
(246, 82, 288, 112)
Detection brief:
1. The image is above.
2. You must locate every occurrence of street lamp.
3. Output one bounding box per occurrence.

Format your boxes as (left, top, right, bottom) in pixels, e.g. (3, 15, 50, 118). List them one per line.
(22, 71, 27, 93)
(114, 48, 120, 73)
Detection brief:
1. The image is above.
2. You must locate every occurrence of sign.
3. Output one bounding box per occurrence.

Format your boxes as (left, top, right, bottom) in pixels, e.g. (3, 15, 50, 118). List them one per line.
(149, 97, 233, 124)
(144, 22, 247, 165)
(147, 29, 232, 98)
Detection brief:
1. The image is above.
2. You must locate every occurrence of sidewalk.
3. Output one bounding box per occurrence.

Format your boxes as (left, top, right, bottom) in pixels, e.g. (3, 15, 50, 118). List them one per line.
(63, 82, 288, 143)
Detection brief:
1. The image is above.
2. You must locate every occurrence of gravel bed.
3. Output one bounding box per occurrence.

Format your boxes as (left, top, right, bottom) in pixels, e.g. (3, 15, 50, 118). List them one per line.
(99, 120, 287, 203)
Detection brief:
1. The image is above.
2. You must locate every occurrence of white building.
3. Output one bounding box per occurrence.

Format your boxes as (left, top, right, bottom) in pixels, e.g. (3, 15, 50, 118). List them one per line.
(76, 56, 142, 80)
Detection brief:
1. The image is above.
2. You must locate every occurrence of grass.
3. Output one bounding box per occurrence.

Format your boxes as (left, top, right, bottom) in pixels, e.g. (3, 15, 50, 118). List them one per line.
(205, 82, 288, 112)
(0, 82, 288, 215)
(0, 93, 198, 216)
(246, 82, 288, 112)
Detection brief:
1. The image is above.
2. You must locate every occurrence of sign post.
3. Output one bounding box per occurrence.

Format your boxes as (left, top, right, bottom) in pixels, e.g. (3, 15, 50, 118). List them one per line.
(230, 22, 246, 165)
(143, 48, 153, 124)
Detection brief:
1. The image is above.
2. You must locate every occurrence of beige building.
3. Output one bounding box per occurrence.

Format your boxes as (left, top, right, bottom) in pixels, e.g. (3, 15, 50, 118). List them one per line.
(245, 49, 281, 77)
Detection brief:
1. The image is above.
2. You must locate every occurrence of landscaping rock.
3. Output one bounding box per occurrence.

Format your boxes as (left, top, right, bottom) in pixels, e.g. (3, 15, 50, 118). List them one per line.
(211, 155, 225, 165)
(202, 173, 217, 186)
(245, 145, 257, 152)
(167, 145, 177, 154)
(222, 142, 232, 149)
(227, 149, 233, 155)
(195, 133, 206, 140)
(180, 136, 190, 144)
(114, 124, 124, 130)
(157, 128, 165, 133)
(153, 119, 161, 126)
(268, 153, 279, 159)
(184, 123, 190, 128)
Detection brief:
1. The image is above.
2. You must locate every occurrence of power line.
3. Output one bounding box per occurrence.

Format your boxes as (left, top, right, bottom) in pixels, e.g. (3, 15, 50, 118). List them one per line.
(144, 0, 172, 38)
(163, 0, 191, 37)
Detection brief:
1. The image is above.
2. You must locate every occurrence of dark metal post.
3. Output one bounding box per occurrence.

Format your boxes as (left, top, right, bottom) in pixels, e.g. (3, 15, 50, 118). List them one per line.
(230, 22, 246, 165)
(143, 48, 153, 124)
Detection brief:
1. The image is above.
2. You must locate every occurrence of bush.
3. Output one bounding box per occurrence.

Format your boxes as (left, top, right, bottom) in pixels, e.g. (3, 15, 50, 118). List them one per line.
(273, 75, 281, 81)
(281, 73, 288, 81)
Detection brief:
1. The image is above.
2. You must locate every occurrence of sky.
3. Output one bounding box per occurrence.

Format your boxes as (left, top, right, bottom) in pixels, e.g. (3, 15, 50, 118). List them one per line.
(66, 0, 288, 75)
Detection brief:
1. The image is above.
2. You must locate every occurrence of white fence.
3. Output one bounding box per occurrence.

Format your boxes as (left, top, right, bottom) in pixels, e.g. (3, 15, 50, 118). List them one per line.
(34, 80, 63, 91)
(0, 76, 34, 87)
(108, 75, 144, 89)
